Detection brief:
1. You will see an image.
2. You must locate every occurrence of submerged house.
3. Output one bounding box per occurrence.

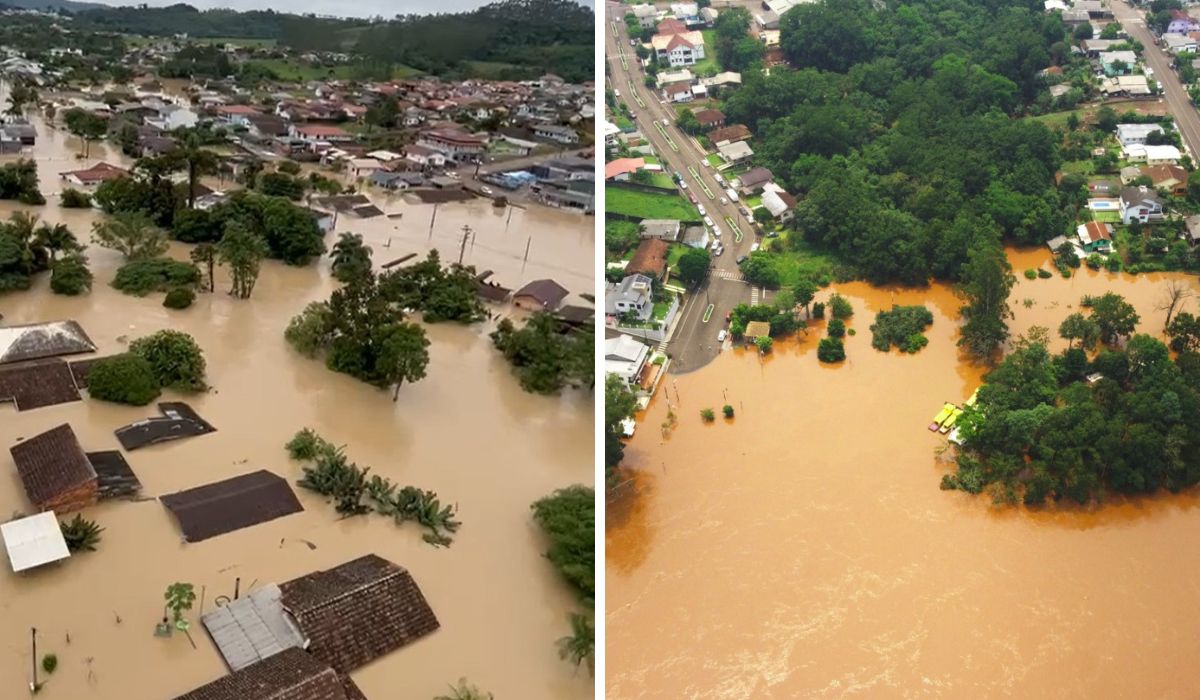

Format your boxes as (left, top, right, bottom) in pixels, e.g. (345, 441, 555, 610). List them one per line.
(10, 424, 98, 513)
(174, 648, 366, 700)
(0, 320, 96, 365)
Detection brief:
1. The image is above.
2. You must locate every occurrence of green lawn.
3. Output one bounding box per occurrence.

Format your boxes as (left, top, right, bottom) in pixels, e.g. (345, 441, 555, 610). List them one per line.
(687, 29, 720, 75)
(763, 235, 836, 287)
(606, 186, 699, 220)
(647, 172, 676, 189)
(705, 153, 723, 167)
(1093, 211, 1121, 223)
(616, 114, 634, 130)
(1061, 159, 1096, 176)
(1028, 109, 1083, 129)
(643, 155, 661, 165)
(245, 58, 420, 82)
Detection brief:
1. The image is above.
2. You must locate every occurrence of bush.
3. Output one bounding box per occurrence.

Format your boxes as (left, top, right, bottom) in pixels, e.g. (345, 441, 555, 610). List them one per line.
(1024, 268, 1037, 280)
(817, 337, 845, 363)
(811, 302, 825, 319)
(756, 336, 773, 354)
(1037, 268, 1052, 278)
(87, 354, 161, 405)
(112, 258, 201, 296)
(42, 654, 57, 675)
(722, 404, 734, 418)
(700, 408, 715, 422)
(829, 293, 853, 320)
(50, 255, 92, 295)
(129, 330, 206, 391)
(163, 286, 195, 309)
(1105, 255, 1122, 272)
(870, 305, 933, 353)
(828, 318, 845, 338)
(60, 513, 103, 552)
(60, 188, 92, 208)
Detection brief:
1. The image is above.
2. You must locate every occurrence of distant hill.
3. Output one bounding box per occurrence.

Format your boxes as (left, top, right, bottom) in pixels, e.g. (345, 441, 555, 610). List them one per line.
(2, 0, 106, 11)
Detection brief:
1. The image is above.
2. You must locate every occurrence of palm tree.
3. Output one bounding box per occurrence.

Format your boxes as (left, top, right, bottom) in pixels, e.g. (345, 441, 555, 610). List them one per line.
(33, 223, 79, 262)
(175, 136, 219, 209)
(433, 678, 493, 700)
(7, 211, 49, 270)
(556, 612, 595, 676)
(59, 514, 104, 552)
(330, 233, 372, 283)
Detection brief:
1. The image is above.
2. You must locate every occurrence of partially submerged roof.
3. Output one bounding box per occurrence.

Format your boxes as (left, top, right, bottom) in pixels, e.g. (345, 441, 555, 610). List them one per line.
(1, 512, 70, 572)
(0, 359, 82, 411)
(0, 320, 96, 365)
(160, 470, 303, 543)
(173, 647, 360, 700)
(115, 402, 217, 451)
(202, 584, 306, 671)
(280, 554, 440, 673)
(88, 450, 142, 500)
(514, 279, 569, 307)
(10, 424, 96, 509)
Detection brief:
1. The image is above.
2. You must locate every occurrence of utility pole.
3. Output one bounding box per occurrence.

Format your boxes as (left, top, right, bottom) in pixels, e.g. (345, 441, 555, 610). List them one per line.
(30, 627, 37, 692)
(523, 235, 532, 262)
(458, 225, 473, 265)
(428, 202, 438, 240)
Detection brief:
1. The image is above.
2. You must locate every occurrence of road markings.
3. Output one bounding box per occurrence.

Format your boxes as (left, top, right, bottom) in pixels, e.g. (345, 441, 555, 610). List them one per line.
(714, 270, 744, 281)
(702, 303, 714, 323)
(627, 81, 645, 108)
(750, 286, 760, 306)
(654, 121, 679, 151)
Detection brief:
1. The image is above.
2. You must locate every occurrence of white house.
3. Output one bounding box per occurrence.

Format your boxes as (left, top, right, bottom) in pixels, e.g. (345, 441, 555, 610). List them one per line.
(533, 123, 579, 144)
(1119, 186, 1165, 224)
(651, 31, 705, 67)
(603, 120, 620, 147)
(628, 3, 659, 28)
(145, 104, 198, 131)
(762, 184, 797, 223)
(1144, 144, 1182, 165)
(605, 273, 654, 322)
(404, 144, 448, 169)
(1115, 123, 1164, 148)
(605, 335, 651, 386)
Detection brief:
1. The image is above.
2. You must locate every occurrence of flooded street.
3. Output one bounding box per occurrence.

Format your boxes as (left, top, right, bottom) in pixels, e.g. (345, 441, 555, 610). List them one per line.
(607, 252, 1200, 699)
(0, 104, 593, 699)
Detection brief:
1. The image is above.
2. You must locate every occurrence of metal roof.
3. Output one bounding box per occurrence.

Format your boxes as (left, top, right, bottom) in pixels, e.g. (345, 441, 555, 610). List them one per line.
(1, 512, 70, 572)
(202, 585, 305, 671)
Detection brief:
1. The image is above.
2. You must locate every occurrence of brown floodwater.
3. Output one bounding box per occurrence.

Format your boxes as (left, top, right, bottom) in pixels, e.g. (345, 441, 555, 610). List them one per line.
(0, 102, 594, 699)
(607, 251, 1200, 699)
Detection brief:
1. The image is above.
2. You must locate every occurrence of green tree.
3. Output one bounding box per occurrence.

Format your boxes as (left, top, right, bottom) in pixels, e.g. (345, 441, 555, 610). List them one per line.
(217, 221, 269, 299)
(377, 322, 430, 400)
(1096, 106, 1118, 133)
(86, 353, 161, 405)
(1088, 292, 1140, 345)
(829, 293, 853, 320)
(129, 330, 207, 391)
(1058, 312, 1100, 350)
(190, 242, 217, 293)
(434, 679, 493, 700)
(91, 211, 169, 260)
(62, 107, 108, 157)
(165, 582, 196, 628)
(676, 109, 701, 135)
(330, 232, 373, 283)
(740, 251, 781, 288)
(490, 313, 594, 394)
(604, 374, 637, 488)
(557, 612, 595, 676)
(33, 223, 79, 262)
(958, 243, 1014, 361)
(285, 301, 335, 357)
(60, 514, 104, 553)
(817, 337, 845, 362)
(1167, 312, 1200, 353)
(676, 247, 710, 288)
(50, 252, 92, 295)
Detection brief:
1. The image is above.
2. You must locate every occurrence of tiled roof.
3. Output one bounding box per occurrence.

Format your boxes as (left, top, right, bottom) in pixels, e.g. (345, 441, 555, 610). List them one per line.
(280, 554, 439, 673)
(10, 424, 95, 508)
(173, 648, 354, 700)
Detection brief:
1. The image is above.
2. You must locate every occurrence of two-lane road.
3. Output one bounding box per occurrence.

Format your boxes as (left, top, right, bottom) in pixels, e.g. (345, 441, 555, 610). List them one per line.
(607, 2, 760, 371)
(1110, 0, 1200, 158)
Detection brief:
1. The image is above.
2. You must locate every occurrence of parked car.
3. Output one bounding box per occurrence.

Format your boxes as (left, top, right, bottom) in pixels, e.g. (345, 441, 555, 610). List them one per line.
(725, 311, 732, 323)
(750, 242, 760, 252)
(679, 181, 688, 190)
(713, 245, 723, 256)
(663, 118, 670, 126)
(703, 215, 714, 227)
(712, 225, 721, 237)
(719, 197, 727, 205)
(717, 329, 728, 343)
(736, 255, 748, 265)
(697, 204, 706, 216)
(688, 192, 698, 204)
(481, 186, 493, 195)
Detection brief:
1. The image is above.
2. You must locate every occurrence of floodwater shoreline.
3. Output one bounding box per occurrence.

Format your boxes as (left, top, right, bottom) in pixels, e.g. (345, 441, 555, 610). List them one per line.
(607, 252, 1200, 699)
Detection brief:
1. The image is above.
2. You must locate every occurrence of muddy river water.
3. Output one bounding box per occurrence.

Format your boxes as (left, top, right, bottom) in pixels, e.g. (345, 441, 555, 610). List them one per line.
(607, 252, 1200, 699)
(0, 104, 594, 699)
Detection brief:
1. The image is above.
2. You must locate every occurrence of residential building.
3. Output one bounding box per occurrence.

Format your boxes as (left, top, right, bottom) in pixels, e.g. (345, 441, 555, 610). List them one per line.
(693, 108, 725, 130)
(651, 31, 706, 67)
(1142, 164, 1188, 195)
(1076, 221, 1113, 253)
(145, 104, 197, 131)
(663, 82, 695, 103)
(708, 123, 751, 146)
(1119, 185, 1165, 224)
(1126, 144, 1182, 164)
(605, 273, 654, 322)
(9, 424, 97, 514)
(657, 17, 689, 35)
(533, 123, 578, 144)
(737, 166, 774, 194)
(1098, 50, 1138, 75)
(1166, 9, 1200, 34)
(626, 238, 669, 279)
(514, 279, 570, 311)
(700, 6, 719, 24)
(417, 129, 487, 158)
(639, 219, 682, 241)
(629, 3, 659, 28)
(603, 120, 620, 146)
(604, 157, 646, 181)
(1115, 123, 1164, 147)
(717, 140, 754, 165)
(59, 162, 130, 187)
(762, 185, 797, 222)
(1073, 0, 1110, 18)
(289, 123, 354, 145)
(0, 121, 35, 146)
(216, 104, 262, 126)
(1101, 74, 1151, 96)
(605, 334, 651, 385)
(1163, 33, 1198, 54)
(1185, 214, 1200, 246)
(404, 144, 447, 169)
(656, 69, 695, 86)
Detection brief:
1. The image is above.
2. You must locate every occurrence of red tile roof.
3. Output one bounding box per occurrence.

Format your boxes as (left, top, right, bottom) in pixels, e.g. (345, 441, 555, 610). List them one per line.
(604, 157, 645, 180)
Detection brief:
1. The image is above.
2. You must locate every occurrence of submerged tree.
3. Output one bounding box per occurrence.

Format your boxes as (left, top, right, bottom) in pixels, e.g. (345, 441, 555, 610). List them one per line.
(91, 211, 169, 260)
(164, 582, 196, 629)
(330, 232, 372, 283)
(189, 242, 217, 293)
(59, 514, 103, 552)
(958, 242, 1014, 361)
(216, 221, 268, 299)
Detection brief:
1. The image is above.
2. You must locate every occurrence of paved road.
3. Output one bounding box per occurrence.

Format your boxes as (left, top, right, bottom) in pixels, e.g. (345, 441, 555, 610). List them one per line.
(1110, 1, 1200, 158)
(607, 1, 760, 372)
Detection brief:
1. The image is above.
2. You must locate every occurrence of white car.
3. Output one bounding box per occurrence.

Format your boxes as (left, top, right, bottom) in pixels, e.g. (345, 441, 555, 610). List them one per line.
(717, 329, 728, 343)
(719, 197, 727, 205)
(679, 181, 688, 190)
(662, 118, 670, 126)
(712, 225, 721, 237)
(481, 186, 493, 195)
(750, 242, 760, 252)
(703, 215, 714, 227)
(697, 204, 706, 216)
(713, 245, 723, 256)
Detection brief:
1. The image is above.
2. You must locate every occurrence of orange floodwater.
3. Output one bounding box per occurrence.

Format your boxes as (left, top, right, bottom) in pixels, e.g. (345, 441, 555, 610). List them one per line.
(0, 103, 594, 699)
(607, 251, 1200, 699)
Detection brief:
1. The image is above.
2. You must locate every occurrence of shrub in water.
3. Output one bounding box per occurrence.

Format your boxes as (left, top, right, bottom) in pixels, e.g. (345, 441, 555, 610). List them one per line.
(722, 404, 734, 418)
(700, 408, 715, 422)
(112, 258, 200, 296)
(129, 330, 207, 391)
(828, 318, 845, 338)
(817, 337, 845, 363)
(60, 188, 91, 208)
(1037, 268, 1052, 279)
(87, 354, 161, 406)
(1024, 269, 1037, 280)
(163, 286, 195, 309)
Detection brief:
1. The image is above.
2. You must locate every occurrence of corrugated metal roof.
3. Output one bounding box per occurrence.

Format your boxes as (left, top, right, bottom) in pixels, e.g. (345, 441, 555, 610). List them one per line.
(1, 512, 70, 572)
(202, 585, 305, 671)
(160, 470, 303, 543)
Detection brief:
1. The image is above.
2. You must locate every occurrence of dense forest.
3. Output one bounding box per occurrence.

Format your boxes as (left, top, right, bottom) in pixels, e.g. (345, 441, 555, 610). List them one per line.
(63, 0, 593, 82)
(726, 0, 1067, 284)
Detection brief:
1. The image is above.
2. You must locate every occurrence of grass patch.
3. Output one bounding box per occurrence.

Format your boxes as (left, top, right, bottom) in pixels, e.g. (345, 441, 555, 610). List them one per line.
(1027, 109, 1084, 129)
(463, 60, 524, 79)
(1093, 211, 1121, 223)
(705, 153, 723, 167)
(643, 155, 661, 166)
(245, 59, 419, 82)
(605, 186, 698, 220)
(765, 235, 836, 287)
(1061, 159, 1096, 176)
(686, 30, 721, 75)
(647, 172, 676, 189)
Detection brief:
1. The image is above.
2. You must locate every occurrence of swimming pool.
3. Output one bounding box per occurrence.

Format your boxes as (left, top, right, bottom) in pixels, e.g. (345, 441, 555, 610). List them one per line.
(1088, 199, 1120, 211)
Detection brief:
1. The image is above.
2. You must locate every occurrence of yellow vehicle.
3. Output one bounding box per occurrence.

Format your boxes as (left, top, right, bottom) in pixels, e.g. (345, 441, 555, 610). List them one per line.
(940, 408, 964, 434)
(929, 402, 955, 431)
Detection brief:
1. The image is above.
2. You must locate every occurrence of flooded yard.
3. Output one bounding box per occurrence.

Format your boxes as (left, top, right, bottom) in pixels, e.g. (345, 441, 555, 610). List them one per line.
(0, 109, 593, 699)
(607, 252, 1200, 699)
